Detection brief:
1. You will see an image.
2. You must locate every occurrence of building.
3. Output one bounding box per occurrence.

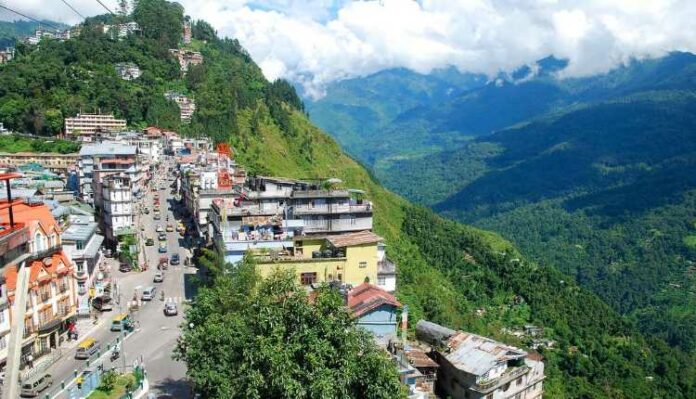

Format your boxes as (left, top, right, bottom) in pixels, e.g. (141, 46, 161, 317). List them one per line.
(78, 142, 140, 205)
(102, 22, 140, 39)
(100, 175, 134, 244)
(0, 201, 78, 368)
(114, 62, 141, 80)
(169, 49, 203, 72)
(64, 113, 127, 140)
(61, 216, 104, 312)
(416, 320, 545, 399)
(183, 20, 192, 44)
(24, 29, 55, 45)
(252, 230, 383, 287)
(165, 92, 196, 122)
(347, 282, 401, 344)
(0, 152, 78, 174)
(0, 47, 14, 64)
(0, 205, 31, 370)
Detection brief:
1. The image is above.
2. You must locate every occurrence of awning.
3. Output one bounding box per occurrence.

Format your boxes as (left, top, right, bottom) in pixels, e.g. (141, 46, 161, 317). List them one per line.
(83, 234, 105, 258)
(38, 318, 62, 335)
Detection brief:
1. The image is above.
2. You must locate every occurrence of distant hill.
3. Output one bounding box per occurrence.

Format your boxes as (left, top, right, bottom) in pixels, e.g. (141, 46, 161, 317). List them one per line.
(312, 51, 696, 360)
(0, 19, 68, 47)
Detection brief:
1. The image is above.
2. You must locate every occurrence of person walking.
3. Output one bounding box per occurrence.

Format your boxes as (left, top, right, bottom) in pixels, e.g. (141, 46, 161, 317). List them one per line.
(26, 353, 34, 368)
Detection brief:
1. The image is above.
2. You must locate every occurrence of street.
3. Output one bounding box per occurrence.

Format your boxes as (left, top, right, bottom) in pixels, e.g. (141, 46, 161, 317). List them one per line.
(44, 158, 195, 398)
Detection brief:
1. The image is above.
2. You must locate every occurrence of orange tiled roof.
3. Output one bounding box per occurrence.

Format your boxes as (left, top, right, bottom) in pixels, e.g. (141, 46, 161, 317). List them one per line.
(5, 250, 73, 292)
(347, 282, 401, 318)
(0, 201, 60, 236)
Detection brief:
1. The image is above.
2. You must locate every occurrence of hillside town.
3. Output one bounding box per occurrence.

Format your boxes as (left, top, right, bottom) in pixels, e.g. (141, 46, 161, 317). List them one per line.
(0, 10, 549, 399)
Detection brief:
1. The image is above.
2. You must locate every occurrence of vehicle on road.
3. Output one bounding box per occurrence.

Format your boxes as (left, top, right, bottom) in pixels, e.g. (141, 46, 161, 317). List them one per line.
(142, 286, 156, 301)
(144, 208, 150, 214)
(154, 270, 164, 282)
(156, 225, 164, 233)
(164, 301, 178, 316)
(103, 248, 114, 258)
(158, 243, 167, 253)
(158, 256, 169, 270)
(153, 212, 161, 220)
(166, 223, 174, 232)
(158, 232, 167, 241)
(146, 237, 154, 246)
(75, 338, 100, 360)
(119, 262, 132, 273)
(170, 253, 180, 265)
(111, 313, 132, 332)
(20, 372, 53, 397)
(92, 296, 113, 312)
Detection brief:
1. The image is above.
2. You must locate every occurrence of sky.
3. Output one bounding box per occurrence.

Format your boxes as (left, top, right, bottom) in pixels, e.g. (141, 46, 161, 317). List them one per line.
(3, 0, 696, 98)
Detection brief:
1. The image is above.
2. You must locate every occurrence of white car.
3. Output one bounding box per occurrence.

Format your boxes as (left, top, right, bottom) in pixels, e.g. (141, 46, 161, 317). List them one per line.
(156, 225, 164, 233)
(164, 302, 177, 316)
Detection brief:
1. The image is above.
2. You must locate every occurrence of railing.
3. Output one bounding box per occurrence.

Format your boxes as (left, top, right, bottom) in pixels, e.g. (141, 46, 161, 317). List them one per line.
(27, 244, 63, 262)
(292, 203, 372, 215)
(473, 366, 530, 392)
(303, 217, 373, 233)
(40, 292, 50, 302)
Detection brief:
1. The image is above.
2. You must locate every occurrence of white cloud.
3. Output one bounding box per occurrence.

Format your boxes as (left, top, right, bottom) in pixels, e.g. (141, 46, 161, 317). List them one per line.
(6, 0, 696, 98)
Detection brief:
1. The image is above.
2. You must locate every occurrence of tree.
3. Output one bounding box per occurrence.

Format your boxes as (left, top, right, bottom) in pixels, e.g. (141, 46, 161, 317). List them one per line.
(175, 259, 406, 399)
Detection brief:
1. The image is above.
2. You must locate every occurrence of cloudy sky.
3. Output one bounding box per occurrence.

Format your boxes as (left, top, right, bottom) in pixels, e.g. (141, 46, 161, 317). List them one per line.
(3, 0, 696, 97)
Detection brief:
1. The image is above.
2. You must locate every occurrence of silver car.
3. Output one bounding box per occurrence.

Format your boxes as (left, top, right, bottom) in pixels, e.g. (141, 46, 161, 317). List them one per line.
(164, 302, 177, 316)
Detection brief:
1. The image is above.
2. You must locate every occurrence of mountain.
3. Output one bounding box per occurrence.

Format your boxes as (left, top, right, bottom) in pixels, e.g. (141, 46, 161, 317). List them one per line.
(0, 19, 68, 47)
(311, 51, 696, 363)
(2, 2, 695, 397)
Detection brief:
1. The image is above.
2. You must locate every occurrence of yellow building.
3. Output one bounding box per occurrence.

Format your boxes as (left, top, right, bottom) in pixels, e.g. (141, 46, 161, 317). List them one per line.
(255, 231, 382, 287)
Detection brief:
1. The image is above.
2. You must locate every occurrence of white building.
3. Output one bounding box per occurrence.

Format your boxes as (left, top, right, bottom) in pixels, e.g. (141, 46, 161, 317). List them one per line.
(101, 175, 134, 244)
(114, 62, 141, 80)
(78, 142, 139, 205)
(65, 113, 127, 140)
(416, 321, 545, 399)
(61, 217, 104, 314)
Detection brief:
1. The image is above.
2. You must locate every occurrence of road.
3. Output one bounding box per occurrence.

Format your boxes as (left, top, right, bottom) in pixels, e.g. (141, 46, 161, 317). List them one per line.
(45, 158, 196, 398)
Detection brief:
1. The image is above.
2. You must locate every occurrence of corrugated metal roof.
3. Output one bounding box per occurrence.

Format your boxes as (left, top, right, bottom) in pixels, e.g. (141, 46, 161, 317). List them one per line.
(444, 332, 527, 376)
(62, 220, 97, 241)
(79, 142, 136, 157)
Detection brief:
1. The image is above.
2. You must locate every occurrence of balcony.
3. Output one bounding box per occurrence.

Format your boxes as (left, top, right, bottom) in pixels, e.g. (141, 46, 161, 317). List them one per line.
(472, 366, 530, 393)
(291, 189, 350, 199)
(27, 244, 63, 263)
(302, 217, 373, 233)
(292, 203, 372, 215)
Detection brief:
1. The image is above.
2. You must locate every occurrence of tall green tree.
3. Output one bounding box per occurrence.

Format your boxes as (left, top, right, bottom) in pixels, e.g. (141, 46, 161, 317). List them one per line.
(175, 260, 406, 399)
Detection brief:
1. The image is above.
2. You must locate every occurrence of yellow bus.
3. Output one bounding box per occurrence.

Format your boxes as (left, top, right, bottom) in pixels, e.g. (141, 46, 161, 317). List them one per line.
(111, 313, 131, 332)
(75, 338, 100, 360)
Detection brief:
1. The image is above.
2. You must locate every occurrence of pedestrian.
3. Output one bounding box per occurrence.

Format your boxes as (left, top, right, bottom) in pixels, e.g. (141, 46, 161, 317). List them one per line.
(26, 353, 34, 368)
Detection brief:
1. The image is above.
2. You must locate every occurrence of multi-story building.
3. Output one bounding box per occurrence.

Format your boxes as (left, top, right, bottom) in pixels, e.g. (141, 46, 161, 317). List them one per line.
(61, 216, 104, 310)
(165, 92, 196, 122)
(102, 22, 140, 39)
(169, 49, 203, 72)
(0, 152, 78, 174)
(252, 230, 384, 287)
(0, 47, 14, 64)
(64, 113, 127, 140)
(183, 20, 192, 44)
(100, 175, 134, 244)
(1, 201, 78, 367)
(78, 142, 140, 205)
(114, 62, 141, 80)
(0, 205, 30, 369)
(416, 320, 545, 399)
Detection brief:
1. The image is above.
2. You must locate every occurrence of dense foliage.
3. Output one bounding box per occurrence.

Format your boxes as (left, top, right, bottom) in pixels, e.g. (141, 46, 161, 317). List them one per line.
(0, 134, 80, 153)
(3, 6, 695, 397)
(0, 19, 67, 47)
(176, 258, 406, 399)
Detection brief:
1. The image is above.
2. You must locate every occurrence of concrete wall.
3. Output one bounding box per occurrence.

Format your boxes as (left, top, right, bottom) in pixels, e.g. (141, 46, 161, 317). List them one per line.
(356, 304, 398, 339)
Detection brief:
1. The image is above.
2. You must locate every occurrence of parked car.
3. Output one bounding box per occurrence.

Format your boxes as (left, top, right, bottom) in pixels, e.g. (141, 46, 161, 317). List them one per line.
(158, 256, 169, 270)
(153, 270, 164, 283)
(145, 238, 154, 246)
(92, 296, 113, 312)
(170, 254, 180, 265)
(153, 213, 161, 220)
(20, 372, 52, 397)
(156, 225, 164, 233)
(158, 232, 167, 241)
(164, 302, 177, 316)
(103, 249, 114, 258)
(119, 263, 132, 273)
(166, 223, 174, 232)
(144, 208, 150, 214)
(158, 243, 167, 253)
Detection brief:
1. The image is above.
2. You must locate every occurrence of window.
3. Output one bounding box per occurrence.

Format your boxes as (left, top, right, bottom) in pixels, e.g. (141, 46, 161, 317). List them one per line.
(377, 276, 386, 286)
(300, 272, 317, 285)
(0, 335, 5, 350)
(0, 310, 4, 323)
(516, 377, 523, 386)
(486, 394, 493, 399)
(337, 273, 342, 281)
(359, 261, 367, 269)
(76, 240, 85, 250)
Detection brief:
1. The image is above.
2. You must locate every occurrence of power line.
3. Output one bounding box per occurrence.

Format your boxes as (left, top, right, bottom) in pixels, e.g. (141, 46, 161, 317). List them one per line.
(58, 0, 86, 19)
(0, 3, 61, 31)
(94, 0, 115, 15)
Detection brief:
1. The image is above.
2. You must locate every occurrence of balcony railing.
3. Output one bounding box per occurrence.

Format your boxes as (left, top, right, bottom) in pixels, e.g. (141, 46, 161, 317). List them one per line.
(292, 203, 372, 215)
(27, 244, 63, 263)
(473, 366, 530, 393)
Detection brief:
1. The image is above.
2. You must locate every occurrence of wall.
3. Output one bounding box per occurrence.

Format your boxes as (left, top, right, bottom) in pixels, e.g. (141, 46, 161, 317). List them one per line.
(345, 243, 378, 286)
(256, 258, 348, 285)
(355, 303, 398, 339)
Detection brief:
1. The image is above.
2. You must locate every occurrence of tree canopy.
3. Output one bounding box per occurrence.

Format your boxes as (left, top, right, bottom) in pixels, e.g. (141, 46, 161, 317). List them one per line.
(175, 258, 406, 399)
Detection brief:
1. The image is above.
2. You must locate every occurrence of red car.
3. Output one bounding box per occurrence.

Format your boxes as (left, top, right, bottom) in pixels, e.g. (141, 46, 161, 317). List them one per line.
(158, 256, 169, 270)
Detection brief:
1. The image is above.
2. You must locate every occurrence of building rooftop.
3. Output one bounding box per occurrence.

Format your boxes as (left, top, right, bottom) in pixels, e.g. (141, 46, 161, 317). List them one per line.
(79, 142, 136, 157)
(61, 219, 98, 242)
(347, 282, 401, 319)
(326, 230, 383, 248)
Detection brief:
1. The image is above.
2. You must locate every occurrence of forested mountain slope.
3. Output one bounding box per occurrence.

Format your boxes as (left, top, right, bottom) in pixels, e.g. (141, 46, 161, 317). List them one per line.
(2, 2, 695, 397)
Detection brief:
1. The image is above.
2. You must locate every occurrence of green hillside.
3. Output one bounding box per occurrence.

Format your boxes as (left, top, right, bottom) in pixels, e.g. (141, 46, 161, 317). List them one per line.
(0, 19, 68, 47)
(2, 1, 695, 397)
